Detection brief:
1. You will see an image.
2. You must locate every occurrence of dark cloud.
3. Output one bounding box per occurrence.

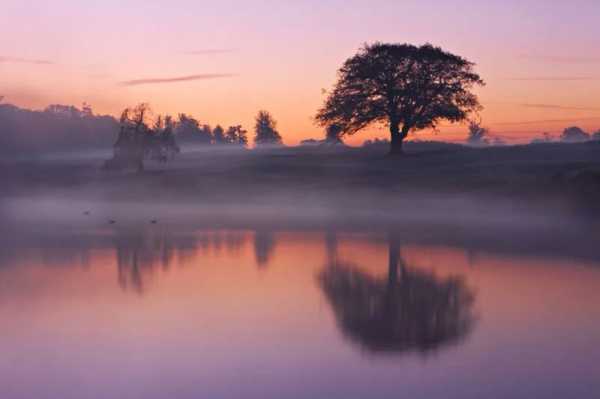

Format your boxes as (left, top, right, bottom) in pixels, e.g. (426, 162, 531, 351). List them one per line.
(0, 56, 53, 65)
(184, 49, 235, 55)
(119, 73, 235, 86)
(519, 103, 600, 112)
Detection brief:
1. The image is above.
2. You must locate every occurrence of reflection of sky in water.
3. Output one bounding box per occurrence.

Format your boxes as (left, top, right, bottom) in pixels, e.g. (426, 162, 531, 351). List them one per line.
(1, 229, 599, 399)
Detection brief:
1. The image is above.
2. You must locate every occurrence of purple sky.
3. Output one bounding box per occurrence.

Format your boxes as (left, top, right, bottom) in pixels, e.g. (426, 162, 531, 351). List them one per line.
(1, 0, 600, 143)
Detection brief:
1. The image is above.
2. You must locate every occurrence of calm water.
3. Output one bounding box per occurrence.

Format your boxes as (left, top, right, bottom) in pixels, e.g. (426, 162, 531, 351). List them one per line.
(1, 227, 599, 399)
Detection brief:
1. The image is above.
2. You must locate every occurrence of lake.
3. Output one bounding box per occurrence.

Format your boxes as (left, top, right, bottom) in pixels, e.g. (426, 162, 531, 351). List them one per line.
(1, 225, 599, 399)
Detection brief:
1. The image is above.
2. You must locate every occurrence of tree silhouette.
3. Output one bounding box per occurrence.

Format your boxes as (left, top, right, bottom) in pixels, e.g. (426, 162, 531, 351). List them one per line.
(213, 124, 226, 144)
(254, 110, 283, 146)
(318, 237, 476, 354)
(104, 103, 179, 172)
(316, 43, 484, 155)
(225, 125, 249, 146)
(113, 229, 196, 294)
(466, 120, 489, 146)
(176, 113, 212, 144)
(254, 230, 276, 268)
(561, 126, 590, 143)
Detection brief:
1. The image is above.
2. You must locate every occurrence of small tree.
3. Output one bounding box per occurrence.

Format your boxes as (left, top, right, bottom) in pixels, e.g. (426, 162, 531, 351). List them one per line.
(225, 125, 248, 146)
(466, 120, 489, 146)
(254, 110, 282, 146)
(105, 103, 179, 172)
(316, 43, 484, 155)
(561, 126, 590, 143)
(592, 130, 600, 141)
(213, 124, 226, 144)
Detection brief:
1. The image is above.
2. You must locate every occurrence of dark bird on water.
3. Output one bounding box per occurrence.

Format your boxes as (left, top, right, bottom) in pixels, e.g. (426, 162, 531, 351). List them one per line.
(108, 220, 116, 224)
(83, 211, 90, 216)
(150, 220, 158, 224)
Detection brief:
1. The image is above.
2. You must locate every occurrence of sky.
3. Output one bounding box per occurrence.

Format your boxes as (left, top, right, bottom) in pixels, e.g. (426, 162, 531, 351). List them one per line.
(1, 0, 600, 145)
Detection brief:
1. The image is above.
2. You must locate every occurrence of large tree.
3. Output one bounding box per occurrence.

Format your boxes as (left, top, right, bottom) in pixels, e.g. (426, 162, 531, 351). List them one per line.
(316, 43, 484, 155)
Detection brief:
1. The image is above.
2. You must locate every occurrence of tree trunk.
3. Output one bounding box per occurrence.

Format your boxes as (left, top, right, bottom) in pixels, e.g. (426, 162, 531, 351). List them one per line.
(389, 124, 408, 156)
(389, 124, 402, 155)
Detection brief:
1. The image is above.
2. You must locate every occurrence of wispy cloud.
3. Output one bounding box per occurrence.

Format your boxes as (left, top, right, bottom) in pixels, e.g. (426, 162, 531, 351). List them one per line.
(518, 103, 600, 112)
(119, 73, 235, 86)
(519, 54, 600, 64)
(494, 116, 600, 126)
(0, 56, 53, 65)
(507, 76, 597, 81)
(183, 49, 235, 55)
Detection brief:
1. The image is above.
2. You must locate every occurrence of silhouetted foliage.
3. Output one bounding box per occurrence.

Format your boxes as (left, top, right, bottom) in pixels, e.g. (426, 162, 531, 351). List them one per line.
(316, 42, 484, 155)
(318, 237, 475, 354)
(176, 113, 213, 144)
(213, 124, 226, 144)
(225, 125, 249, 146)
(592, 130, 600, 141)
(530, 132, 554, 144)
(299, 125, 345, 147)
(362, 138, 390, 148)
(104, 103, 179, 172)
(254, 110, 283, 146)
(0, 102, 117, 157)
(466, 120, 489, 146)
(561, 126, 590, 143)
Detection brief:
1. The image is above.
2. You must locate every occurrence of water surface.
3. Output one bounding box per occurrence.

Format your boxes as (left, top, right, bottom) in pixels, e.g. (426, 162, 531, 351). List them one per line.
(1, 227, 599, 398)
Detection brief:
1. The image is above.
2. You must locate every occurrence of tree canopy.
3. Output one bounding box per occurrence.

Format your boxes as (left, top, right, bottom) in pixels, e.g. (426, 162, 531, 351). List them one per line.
(316, 42, 484, 154)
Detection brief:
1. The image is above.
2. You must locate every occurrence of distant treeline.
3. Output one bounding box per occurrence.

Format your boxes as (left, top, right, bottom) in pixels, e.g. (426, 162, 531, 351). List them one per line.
(0, 103, 117, 157)
(532, 126, 600, 144)
(0, 102, 284, 158)
(2, 100, 599, 160)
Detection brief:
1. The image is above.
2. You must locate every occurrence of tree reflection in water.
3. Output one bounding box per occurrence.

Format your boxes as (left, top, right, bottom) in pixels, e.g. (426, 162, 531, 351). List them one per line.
(114, 229, 245, 294)
(318, 235, 476, 354)
(254, 230, 276, 268)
